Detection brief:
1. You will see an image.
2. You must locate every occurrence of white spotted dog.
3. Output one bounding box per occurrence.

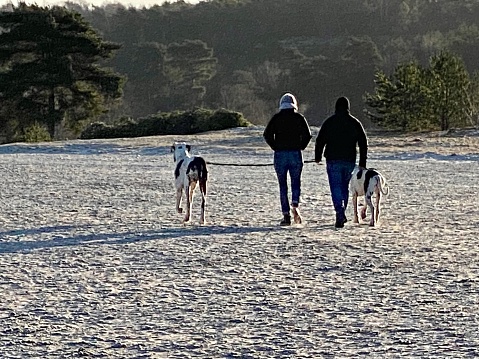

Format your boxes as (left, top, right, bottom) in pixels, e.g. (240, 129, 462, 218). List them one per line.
(171, 142, 208, 224)
(349, 166, 389, 227)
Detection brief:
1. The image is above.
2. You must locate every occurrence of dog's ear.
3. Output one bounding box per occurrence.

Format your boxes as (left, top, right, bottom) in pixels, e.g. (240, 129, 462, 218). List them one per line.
(186, 144, 191, 152)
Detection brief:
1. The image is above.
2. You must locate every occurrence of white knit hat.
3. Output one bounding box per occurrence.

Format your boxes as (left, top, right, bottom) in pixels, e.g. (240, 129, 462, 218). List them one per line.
(279, 93, 298, 111)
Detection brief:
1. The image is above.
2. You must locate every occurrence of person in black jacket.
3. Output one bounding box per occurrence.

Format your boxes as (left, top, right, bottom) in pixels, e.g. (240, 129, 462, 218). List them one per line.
(315, 96, 368, 228)
(264, 93, 312, 225)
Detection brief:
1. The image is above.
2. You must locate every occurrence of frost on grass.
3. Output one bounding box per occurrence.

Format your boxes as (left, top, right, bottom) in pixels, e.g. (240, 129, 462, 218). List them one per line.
(0, 127, 478, 357)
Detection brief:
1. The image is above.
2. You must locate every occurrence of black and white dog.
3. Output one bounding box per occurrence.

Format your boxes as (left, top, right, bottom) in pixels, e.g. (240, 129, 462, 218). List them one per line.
(349, 166, 389, 227)
(171, 142, 208, 224)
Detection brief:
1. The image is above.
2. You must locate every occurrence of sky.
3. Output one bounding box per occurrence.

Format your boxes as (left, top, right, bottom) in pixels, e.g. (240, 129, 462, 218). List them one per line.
(1, 0, 200, 8)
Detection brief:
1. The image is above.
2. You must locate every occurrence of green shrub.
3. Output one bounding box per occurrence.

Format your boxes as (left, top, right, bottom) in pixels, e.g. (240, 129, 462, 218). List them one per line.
(80, 122, 113, 139)
(80, 108, 251, 140)
(23, 123, 52, 143)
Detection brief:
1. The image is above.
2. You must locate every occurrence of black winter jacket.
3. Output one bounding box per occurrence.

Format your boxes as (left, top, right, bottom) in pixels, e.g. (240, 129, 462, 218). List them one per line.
(315, 110, 368, 168)
(263, 109, 312, 151)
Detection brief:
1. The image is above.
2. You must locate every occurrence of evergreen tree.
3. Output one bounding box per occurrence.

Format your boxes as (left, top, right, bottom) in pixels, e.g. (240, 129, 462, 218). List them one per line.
(164, 39, 217, 111)
(365, 52, 474, 131)
(0, 4, 124, 140)
(365, 62, 431, 131)
(116, 42, 167, 118)
(427, 51, 470, 130)
(467, 71, 479, 127)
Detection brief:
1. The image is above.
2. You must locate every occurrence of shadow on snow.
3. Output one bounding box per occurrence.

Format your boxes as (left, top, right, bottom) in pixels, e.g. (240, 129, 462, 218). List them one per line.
(0, 224, 279, 254)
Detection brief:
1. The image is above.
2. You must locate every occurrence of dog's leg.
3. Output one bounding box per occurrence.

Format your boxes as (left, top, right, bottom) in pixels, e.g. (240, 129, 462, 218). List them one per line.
(183, 183, 192, 223)
(189, 181, 197, 222)
(186, 181, 198, 223)
(360, 204, 367, 221)
(359, 195, 367, 221)
(365, 190, 375, 226)
(352, 193, 359, 223)
(375, 188, 381, 225)
(199, 180, 206, 225)
(176, 187, 183, 213)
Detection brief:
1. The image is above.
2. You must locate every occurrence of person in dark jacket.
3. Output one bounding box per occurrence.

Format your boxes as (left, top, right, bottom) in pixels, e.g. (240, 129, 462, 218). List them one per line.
(264, 93, 312, 225)
(315, 96, 368, 228)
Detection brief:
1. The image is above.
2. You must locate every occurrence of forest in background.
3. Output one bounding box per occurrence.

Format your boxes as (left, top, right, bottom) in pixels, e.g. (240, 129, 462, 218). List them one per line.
(63, 0, 479, 127)
(2, 0, 479, 142)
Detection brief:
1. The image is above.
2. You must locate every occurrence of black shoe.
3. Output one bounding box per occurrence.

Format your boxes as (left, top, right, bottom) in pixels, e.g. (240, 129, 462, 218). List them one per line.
(280, 214, 291, 226)
(335, 214, 347, 228)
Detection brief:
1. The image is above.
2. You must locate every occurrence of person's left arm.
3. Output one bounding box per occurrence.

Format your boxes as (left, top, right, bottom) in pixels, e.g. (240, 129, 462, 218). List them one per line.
(315, 123, 328, 163)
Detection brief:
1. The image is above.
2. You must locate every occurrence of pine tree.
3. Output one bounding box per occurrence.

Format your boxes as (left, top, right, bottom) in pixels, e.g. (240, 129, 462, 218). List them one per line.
(365, 52, 474, 132)
(365, 62, 431, 131)
(0, 4, 124, 140)
(164, 39, 217, 111)
(427, 51, 470, 130)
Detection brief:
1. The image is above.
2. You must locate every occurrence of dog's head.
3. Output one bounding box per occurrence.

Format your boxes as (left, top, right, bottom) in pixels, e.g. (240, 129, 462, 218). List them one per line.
(171, 142, 191, 162)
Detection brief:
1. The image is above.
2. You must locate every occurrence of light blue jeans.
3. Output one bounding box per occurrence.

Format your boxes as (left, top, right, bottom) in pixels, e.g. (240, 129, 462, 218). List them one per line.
(274, 150, 303, 214)
(326, 160, 356, 221)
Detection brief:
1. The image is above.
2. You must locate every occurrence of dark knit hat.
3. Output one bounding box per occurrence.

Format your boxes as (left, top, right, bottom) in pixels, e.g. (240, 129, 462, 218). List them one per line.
(335, 97, 350, 112)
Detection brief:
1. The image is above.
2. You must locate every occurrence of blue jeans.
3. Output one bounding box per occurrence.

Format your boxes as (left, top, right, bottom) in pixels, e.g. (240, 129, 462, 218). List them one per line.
(274, 151, 303, 214)
(326, 160, 356, 221)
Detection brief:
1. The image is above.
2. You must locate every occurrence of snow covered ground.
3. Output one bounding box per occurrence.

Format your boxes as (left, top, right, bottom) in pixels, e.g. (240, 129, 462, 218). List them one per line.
(0, 126, 478, 357)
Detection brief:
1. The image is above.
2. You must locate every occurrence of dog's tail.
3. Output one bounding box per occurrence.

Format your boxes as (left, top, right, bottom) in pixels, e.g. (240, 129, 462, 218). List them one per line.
(378, 174, 389, 196)
(198, 157, 208, 196)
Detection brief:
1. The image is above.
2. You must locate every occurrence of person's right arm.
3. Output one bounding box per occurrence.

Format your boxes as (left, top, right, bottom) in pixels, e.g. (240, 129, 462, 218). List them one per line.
(314, 121, 328, 163)
(263, 116, 277, 150)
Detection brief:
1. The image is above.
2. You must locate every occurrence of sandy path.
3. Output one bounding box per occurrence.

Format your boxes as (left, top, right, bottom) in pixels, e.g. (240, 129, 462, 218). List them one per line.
(0, 126, 478, 358)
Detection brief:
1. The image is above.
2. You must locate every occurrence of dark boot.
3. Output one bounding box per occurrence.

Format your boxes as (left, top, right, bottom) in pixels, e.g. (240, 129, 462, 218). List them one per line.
(280, 214, 291, 226)
(335, 213, 347, 228)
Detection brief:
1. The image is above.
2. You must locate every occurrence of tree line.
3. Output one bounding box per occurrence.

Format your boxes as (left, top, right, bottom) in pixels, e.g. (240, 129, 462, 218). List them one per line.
(1, 0, 479, 142)
(366, 51, 479, 131)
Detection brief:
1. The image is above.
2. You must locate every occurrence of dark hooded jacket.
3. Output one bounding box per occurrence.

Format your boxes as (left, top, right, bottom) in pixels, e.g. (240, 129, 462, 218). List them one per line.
(263, 109, 312, 151)
(314, 97, 368, 167)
